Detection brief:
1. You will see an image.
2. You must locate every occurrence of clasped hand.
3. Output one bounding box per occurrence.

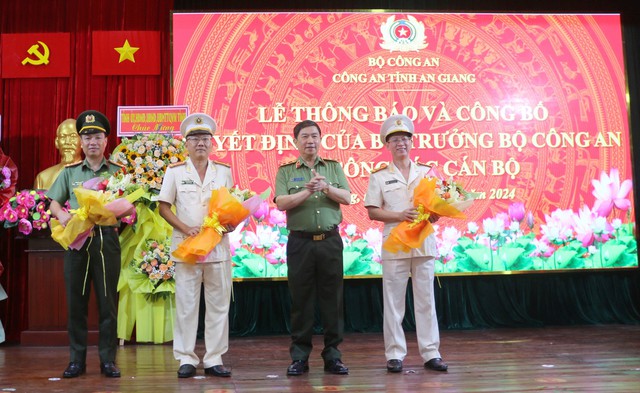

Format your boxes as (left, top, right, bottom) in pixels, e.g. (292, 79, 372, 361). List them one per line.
(57, 210, 73, 227)
(306, 169, 327, 193)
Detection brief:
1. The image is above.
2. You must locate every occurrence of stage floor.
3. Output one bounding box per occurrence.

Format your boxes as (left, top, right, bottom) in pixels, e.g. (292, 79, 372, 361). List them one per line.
(1, 325, 639, 392)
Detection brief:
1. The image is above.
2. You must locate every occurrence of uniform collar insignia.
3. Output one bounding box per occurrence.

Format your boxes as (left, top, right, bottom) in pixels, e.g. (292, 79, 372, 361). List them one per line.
(296, 156, 325, 169)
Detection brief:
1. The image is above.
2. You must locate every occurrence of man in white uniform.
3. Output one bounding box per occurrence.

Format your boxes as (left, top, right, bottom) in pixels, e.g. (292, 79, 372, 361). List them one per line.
(364, 114, 448, 373)
(159, 113, 233, 378)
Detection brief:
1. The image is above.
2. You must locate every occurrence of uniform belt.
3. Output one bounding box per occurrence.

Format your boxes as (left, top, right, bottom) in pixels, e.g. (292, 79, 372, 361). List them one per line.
(289, 228, 338, 241)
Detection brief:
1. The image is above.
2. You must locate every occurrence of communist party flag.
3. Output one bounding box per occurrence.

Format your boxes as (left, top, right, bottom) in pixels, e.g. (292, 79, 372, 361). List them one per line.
(92, 31, 160, 75)
(1, 33, 70, 78)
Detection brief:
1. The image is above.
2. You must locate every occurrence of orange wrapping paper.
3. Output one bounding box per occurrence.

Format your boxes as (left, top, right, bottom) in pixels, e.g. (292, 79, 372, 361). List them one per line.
(383, 177, 468, 253)
(173, 187, 250, 263)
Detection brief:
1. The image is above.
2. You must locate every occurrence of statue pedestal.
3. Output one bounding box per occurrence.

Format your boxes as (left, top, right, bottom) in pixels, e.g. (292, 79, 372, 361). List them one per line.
(20, 234, 99, 346)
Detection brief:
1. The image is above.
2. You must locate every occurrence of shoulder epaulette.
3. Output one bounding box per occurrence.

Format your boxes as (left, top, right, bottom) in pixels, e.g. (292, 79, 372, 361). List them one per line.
(212, 160, 231, 168)
(370, 163, 388, 174)
(108, 160, 126, 169)
(169, 161, 187, 168)
(279, 159, 297, 167)
(64, 161, 82, 168)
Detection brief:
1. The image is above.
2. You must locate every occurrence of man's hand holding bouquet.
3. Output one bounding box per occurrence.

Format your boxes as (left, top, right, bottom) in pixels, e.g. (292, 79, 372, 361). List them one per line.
(383, 170, 479, 253)
(50, 173, 145, 250)
(173, 186, 271, 263)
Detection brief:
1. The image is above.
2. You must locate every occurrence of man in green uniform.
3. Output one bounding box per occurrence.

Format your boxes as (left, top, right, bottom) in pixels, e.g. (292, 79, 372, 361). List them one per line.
(48, 110, 124, 378)
(274, 120, 352, 376)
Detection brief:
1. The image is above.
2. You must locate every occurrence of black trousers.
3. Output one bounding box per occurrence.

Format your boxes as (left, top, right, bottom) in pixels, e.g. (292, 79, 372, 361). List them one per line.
(287, 233, 344, 362)
(64, 226, 120, 364)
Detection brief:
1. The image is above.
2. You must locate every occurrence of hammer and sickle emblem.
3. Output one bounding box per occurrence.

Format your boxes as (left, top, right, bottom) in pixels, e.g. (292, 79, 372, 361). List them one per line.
(21, 41, 50, 66)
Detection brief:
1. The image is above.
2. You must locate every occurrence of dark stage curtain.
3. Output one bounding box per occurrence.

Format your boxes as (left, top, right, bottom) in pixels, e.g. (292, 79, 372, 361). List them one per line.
(227, 270, 640, 336)
(2, 0, 640, 343)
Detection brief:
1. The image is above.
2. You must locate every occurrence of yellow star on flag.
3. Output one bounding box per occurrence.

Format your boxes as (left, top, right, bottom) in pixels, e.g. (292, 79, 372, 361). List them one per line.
(114, 39, 139, 63)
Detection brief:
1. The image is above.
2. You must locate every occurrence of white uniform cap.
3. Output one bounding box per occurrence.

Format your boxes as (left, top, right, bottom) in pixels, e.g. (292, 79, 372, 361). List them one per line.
(180, 113, 217, 137)
(380, 114, 414, 142)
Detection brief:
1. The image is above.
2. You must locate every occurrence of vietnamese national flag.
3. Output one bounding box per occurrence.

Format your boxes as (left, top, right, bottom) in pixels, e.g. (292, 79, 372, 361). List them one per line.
(92, 31, 161, 76)
(1, 33, 71, 78)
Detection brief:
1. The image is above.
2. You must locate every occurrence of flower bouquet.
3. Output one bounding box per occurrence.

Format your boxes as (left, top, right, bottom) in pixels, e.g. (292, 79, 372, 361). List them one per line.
(50, 175, 145, 250)
(434, 176, 478, 212)
(383, 176, 477, 253)
(129, 238, 175, 301)
(0, 150, 18, 206)
(84, 172, 140, 196)
(83, 172, 143, 225)
(110, 133, 186, 196)
(1, 189, 51, 235)
(173, 186, 271, 263)
(110, 135, 185, 343)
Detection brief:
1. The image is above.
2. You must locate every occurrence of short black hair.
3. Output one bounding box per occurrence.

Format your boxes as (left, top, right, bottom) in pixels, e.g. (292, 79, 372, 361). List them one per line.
(293, 120, 321, 139)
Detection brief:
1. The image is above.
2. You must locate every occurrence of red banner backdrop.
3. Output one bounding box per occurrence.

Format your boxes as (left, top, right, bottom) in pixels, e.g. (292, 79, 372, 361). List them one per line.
(173, 12, 635, 275)
(173, 12, 637, 272)
(172, 13, 630, 228)
(1, 33, 70, 78)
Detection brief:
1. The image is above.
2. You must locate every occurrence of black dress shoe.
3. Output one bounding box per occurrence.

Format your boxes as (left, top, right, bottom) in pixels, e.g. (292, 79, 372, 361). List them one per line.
(177, 364, 197, 378)
(204, 365, 231, 377)
(324, 359, 349, 375)
(100, 361, 121, 378)
(386, 359, 403, 373)
(424, 357, 448, 372)
(63, 362, 86, 378)
(287, 360, 309, 376)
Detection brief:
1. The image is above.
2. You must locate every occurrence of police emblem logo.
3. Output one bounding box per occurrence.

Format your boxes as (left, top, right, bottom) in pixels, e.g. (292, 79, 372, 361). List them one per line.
(86, 114, 96, 123)
(380, 15, 428, 52)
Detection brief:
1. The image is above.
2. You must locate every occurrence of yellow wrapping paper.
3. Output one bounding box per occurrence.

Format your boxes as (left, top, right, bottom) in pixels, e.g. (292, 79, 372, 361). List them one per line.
(383, 177, 468, 253)
(50, 187, 144, 250)
(117, 202, 175, 343)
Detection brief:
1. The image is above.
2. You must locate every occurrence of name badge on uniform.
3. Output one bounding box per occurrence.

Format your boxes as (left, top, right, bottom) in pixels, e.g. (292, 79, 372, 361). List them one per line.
(72, 181, 84, 187)
(385, 180, 399, 185)
(181, 179, 195, 185)
(292, 177, 305, 182)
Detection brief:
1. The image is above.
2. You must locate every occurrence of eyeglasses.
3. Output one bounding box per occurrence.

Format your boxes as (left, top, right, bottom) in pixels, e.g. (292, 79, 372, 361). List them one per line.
(387, 136, 412, 144)
(186, 136, 211, 144)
